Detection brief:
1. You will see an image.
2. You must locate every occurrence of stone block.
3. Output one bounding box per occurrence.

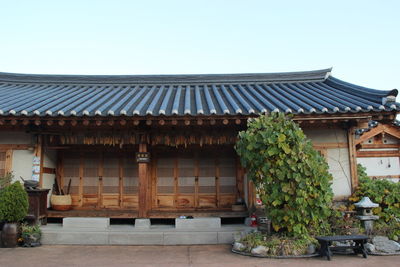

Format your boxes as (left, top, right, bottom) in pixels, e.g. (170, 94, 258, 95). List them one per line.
(40, 232, 58, 245)
(251, 245, 269, 256)
(217, 232, 235, 244)
(233, 242, 246, 251)
(109, 232, 163, 245)
(63, 217, 110, 229)
(135, 219, 151, 229)
(373, 236, 400, 253)
(54, 232, 109, 245)
(175, 217, 221, 229)
(164, 232, 217, 245)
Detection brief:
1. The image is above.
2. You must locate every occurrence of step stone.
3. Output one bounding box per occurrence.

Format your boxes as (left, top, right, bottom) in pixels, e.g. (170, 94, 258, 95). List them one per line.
(135, 219, 151, 229)
(175, 217, 221, 229)
(63, 217, 110, 229)
(40, 223, 252, 245)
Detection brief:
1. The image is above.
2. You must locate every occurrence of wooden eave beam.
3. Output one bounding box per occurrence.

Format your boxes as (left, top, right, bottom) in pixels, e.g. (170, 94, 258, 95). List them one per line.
(3, 111, 396, 128)
(357, 150, 400, 158)
(359, 143, 400, 149)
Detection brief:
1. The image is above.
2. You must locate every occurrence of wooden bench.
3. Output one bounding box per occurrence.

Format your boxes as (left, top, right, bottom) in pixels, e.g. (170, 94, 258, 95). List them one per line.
(316, 235, 369, 260)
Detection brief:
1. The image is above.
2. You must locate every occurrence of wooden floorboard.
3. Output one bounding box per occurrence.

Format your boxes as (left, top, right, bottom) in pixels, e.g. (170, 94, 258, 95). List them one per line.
(148, 210, 249, 218)
(47, 209, 248, 218)
(47, 209, 139, 218)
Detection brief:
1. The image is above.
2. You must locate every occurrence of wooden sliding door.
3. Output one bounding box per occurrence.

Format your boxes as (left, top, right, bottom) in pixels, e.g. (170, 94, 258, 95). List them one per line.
(61, 149, 138, 209)
(153, 148, 238, 210)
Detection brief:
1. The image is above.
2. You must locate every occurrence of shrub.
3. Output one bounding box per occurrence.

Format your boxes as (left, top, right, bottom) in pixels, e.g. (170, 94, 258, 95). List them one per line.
(327, 209, 363, 235)
(240, 232, 317, 256)
(0, 181, 29, 223)
(349, 164, 400, 240)
(235, 113, 333, 237)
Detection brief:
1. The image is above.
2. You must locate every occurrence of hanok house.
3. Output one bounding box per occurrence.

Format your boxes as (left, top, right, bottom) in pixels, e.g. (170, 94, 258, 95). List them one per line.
(0, 69, 398, 221)
(356, 120, 400, 182)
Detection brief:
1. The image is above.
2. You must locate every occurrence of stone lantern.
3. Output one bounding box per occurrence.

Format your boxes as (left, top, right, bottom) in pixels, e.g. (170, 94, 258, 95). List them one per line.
(354, 197, 379, 234)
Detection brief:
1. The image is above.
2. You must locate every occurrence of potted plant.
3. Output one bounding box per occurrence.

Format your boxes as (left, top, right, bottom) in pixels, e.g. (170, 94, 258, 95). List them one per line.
(20, 223, 41, 247)
(0, 181, 29, 247)
(0, 173, 13, 234)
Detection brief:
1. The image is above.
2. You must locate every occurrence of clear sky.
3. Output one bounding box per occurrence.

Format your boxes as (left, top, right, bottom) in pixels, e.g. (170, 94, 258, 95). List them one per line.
(1, 0, 399, 91)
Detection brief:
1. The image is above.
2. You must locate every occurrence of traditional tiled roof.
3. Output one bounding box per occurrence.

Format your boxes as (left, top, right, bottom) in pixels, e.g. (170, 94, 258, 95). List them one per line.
(0, 69, 398, 117)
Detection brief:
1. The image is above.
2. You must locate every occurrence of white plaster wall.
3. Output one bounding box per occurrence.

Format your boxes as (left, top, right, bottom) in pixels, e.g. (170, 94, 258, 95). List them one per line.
(363, 134, 399, 145)
(357, 157, 400, 177)
(0, 131, 33, 182)
(11, 150, 35, 183)
(303, 128, 352, 197)
(0, 131, 31, 144)
(383, 135, 399, 145)
(303, 128, 347, 143)
(327, 148, 352, 197)
(42, 150, 57, 207)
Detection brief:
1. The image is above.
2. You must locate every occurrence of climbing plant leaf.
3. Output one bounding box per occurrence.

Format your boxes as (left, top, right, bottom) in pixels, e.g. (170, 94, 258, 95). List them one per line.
(235, 112, 334, 237)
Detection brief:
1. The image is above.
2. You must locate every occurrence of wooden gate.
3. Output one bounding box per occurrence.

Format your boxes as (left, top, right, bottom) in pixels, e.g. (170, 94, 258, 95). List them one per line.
(61, 150, 138, 209)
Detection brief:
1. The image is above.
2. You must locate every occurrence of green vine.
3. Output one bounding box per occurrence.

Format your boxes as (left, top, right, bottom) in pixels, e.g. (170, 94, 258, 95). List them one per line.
(235, 113, 333, 237)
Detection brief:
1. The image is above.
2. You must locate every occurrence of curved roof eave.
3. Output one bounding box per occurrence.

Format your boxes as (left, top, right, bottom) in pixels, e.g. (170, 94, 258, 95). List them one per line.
(325, 76, 398, 97)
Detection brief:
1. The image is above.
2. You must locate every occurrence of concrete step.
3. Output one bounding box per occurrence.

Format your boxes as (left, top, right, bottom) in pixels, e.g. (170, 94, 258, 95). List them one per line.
(175, 217, 221, 229)
(63, 217, 110, 229)
(41, 224, 252, 245)
(135, 219, 151, 229)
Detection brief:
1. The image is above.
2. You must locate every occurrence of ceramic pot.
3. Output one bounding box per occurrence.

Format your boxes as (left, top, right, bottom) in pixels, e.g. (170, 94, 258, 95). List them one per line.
(1, 223, 18, 248)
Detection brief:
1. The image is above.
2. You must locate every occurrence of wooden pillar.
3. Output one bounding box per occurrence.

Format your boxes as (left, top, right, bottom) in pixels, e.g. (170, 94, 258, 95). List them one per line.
(348, 126, 358, 192)
(215, 157, 220, 208)
(79, 151, 84, 207)
(247, 180, 255, 211)
(236, 157, 244, 201)
(35, 135, 44, 188)
(118, 153, 124, 208)
(98, 151, 104, 209)
(138, 143, 149, 218)
(5, 150, 13, 175)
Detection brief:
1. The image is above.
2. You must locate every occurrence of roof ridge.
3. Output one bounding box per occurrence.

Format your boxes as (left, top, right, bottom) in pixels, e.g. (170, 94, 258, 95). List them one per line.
(0, 68, 332, 84)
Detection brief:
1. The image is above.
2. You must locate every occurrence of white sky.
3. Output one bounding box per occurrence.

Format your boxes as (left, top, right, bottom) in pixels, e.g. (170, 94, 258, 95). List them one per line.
(0, 0, 399, 91)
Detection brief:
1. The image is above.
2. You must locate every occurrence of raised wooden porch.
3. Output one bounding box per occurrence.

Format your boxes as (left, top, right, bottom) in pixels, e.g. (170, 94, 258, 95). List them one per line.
(47, 209, 249, 219)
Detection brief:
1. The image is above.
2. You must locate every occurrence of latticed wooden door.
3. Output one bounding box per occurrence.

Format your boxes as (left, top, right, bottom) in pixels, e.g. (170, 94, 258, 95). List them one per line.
(0, 151, 8, 177)
(0, 150, 12, 179)
(61, 150, 138, 209)
(153, 148, 237, 210)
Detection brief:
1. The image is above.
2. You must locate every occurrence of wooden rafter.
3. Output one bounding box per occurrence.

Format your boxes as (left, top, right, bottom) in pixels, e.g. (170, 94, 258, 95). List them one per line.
(0, 111, 395, 129)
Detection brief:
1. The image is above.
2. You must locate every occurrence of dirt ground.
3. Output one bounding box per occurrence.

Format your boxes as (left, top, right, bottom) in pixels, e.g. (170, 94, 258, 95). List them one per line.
(1, 244, 399, 267)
